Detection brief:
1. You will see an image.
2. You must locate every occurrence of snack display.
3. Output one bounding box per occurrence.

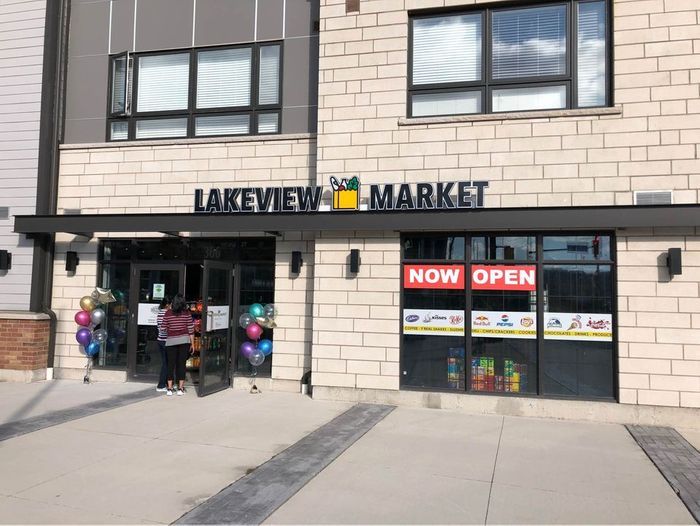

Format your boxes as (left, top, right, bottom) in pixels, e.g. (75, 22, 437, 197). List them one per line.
(471, 356, 528, 393)
(447, 347, 465, 389)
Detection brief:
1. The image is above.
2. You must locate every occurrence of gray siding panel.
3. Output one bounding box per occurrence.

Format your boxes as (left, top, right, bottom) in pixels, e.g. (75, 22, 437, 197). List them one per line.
(0, 0, 45, 310)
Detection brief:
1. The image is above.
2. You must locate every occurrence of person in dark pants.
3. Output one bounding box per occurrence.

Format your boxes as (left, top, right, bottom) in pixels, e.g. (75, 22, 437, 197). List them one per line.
(162, 293, 195, 396)
(155, 296, 171, 392)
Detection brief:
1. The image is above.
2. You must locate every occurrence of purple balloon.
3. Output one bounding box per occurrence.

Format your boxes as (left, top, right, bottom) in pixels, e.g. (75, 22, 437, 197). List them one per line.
(74, 310, 91, 327)
(240, 341, 256, 358)
(76, 328, 92, 346)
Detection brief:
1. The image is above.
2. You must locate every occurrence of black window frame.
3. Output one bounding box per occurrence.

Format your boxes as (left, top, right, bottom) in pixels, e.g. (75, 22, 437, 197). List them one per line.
(107, 42, 283, 141)
(407, 0, 612, 118)
(399, 231, 618, 402)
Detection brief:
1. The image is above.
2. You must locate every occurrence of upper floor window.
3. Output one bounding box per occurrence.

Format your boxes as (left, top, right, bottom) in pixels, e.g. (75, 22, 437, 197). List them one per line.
(108, 43, 282, 141)
(409, 0, 608, 118)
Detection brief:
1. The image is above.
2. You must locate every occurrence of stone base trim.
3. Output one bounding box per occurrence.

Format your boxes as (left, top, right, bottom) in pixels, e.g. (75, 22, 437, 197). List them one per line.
(0, 368, 47, 383)
(54, 367, 127, 382)
(231, 376, 301, 394)
(312, 386, 700, 430)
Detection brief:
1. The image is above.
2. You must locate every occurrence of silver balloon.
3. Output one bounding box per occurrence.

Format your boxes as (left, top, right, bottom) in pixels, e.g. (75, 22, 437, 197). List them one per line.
(263, 303, 277, 319)
(257, 316, 277, 329)
(92, 329, 108, 343)
(90, 308, 106, 326)
(249, 348, 265, 367)
(92, 287, 117, 304)
(239, 313, 255, 329)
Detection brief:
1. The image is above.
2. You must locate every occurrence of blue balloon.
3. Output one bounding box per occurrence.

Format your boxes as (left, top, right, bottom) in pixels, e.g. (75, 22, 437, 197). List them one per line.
(86, 341, 101, 357)
(258, 339, 273, 356)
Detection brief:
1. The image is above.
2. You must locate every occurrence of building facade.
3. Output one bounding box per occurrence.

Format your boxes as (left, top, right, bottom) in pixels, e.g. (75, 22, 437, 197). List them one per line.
(7, 0, 700, 425)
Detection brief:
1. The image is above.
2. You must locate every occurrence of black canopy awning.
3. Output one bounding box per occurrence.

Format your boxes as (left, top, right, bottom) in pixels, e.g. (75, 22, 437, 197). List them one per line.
(14, 204, 700, 238)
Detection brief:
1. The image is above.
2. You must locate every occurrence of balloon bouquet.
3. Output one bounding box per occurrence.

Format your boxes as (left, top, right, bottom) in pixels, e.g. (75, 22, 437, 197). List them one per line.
(239, 303, 276, 394)
(74, 287, 117, 383)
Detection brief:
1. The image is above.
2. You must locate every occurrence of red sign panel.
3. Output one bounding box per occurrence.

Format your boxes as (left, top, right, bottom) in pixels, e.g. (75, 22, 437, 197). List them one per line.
(404, 264, 465, 289)
(471, 265, 536, 291)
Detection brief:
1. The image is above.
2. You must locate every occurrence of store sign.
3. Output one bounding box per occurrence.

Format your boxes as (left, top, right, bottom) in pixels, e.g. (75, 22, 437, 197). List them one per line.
(544, 313, 612, 342)
(403, 264, 465, 289)
(471, 310, 537, 339)
(471, 265, 536, 291)
(194, 178, 488, 214)
(137, 303, 159, 326)
(403, 309, 465, 336)
(153, 283, 165, 300)
(206, 305, 230, 331)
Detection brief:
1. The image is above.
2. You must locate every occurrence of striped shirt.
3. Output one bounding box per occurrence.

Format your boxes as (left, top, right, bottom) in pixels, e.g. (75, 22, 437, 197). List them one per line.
(156, 308, 168, 342)
(163, 309, 194, 346)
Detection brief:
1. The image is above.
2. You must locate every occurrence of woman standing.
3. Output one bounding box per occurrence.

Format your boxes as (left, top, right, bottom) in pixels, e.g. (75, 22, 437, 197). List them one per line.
(162, 293, 194, 396)
(155, 296, 171, 392)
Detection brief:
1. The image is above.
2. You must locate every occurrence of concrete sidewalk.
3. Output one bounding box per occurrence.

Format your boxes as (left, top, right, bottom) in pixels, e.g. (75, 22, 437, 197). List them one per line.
(267, 407, 696, 525)
(0, 380, 695, 525)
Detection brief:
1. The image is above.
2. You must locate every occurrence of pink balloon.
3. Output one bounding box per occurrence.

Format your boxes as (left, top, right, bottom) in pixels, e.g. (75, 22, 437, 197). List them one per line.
(74, 310, 91, 327)
(245, 323, 263, 340)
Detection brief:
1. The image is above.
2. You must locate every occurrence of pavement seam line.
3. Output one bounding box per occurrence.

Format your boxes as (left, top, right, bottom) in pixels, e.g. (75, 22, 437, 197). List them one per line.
(484, 415, 505, 526)
(174, 403, 396, 525)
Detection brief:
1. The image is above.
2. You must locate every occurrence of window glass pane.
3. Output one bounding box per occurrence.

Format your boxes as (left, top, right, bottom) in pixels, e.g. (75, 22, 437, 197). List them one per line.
(412, 14, 482, 85)
(402, 287, 466, 390)
(543, 235, 611, 261)
(195, 114, 250, 136)
(237, 263, 275, 377)
(97, 263, 130, 369)
(491, 5, 567, 80)
(259, 45, 280, 105)
(111, 55, 127, 114)
(110, 121, 129, 140)
(577, 1, 607, 107)
(412, 91, 481, 117)
(137, 53, 190, 112)
(135, 118, 188, 139)
(542, 264, 614, 398)
(257, 112, 279, 133)
(471, 283, 537, 395)
(403, 235, 465, 260)
(471, 236, 536, 260)
(492, 84, 566, 112)
(197, 48, 252, 109)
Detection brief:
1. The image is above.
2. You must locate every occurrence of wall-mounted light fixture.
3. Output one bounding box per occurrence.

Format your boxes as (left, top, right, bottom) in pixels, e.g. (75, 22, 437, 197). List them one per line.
(0, 250, 11, 271)
(667, 248, 682, 279)
(291, 251, 303, 274)
(350, 249, 361, 274)
(66, 251, 80, 273)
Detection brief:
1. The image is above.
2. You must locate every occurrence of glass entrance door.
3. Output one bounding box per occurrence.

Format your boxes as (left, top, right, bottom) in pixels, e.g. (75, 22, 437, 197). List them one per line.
(128, 264, 185, 379)
(198, 260, 233, 396)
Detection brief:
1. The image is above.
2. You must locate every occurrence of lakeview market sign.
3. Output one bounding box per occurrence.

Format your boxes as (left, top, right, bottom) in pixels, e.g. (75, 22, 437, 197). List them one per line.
(194, 178, 488, 214)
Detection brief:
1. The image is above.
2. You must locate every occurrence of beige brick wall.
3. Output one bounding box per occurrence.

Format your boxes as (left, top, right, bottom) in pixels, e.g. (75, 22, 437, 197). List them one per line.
(617, 227, 700, 408)
(316, 0, 700, 207)
(311, 232, 401, 391)
(53, 137, 317, 379)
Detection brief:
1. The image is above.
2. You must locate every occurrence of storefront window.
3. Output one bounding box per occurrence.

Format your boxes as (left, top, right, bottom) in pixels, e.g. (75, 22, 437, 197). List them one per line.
(400, 232, 615, 400)
(98, 263, 130, 368)
(237, 263, 275, 377)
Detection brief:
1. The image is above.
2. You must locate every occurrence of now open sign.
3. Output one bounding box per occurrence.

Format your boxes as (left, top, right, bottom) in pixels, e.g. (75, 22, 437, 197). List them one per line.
(403, 265, 465, 289)
(471, 265, 536, 291)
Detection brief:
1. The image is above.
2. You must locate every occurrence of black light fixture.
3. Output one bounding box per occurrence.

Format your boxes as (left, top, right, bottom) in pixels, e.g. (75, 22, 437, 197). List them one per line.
(66, 251, 80, 273)
(291, 251, 303, 274)
(667, 248, 682, 278)
(0, 250, 11, 271)
(350, 249, 361, 273)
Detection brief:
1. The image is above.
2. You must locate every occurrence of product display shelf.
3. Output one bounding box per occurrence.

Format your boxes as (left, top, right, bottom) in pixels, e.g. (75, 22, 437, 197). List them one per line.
(185, 300, 203, 383)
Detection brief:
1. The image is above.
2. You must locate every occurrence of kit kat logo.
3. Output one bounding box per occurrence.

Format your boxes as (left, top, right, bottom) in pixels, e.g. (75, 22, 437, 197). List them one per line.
(403, 265, 465, 289)
(471, 265, 536, 291)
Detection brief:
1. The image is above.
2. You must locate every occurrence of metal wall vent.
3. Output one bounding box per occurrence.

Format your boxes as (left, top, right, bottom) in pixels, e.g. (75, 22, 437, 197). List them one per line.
(63, 209, 82, 215)
(0, 207, 8, 220)
(634, 191, 672, 206)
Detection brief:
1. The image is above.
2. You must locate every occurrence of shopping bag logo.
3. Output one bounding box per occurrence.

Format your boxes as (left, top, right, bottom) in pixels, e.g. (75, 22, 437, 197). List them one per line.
(330, 176, 360, 211)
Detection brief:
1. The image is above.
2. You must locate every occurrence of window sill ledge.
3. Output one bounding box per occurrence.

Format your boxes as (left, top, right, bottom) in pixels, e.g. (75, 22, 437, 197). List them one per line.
(398, 106, 622, 126)
(59, 132, 316, 150)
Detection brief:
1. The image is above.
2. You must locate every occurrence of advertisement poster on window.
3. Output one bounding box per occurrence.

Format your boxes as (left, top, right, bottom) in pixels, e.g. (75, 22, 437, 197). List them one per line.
(544, 313, 612, 342)
(153, 283, 165, 300)
(403, 309, 465, 336)
(471, 265, 536, 291)
(403, 265, 465, 289)
(206, 305, 230, 331)
(471, 311, 537, 339)
(137, 303, 159, 326)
